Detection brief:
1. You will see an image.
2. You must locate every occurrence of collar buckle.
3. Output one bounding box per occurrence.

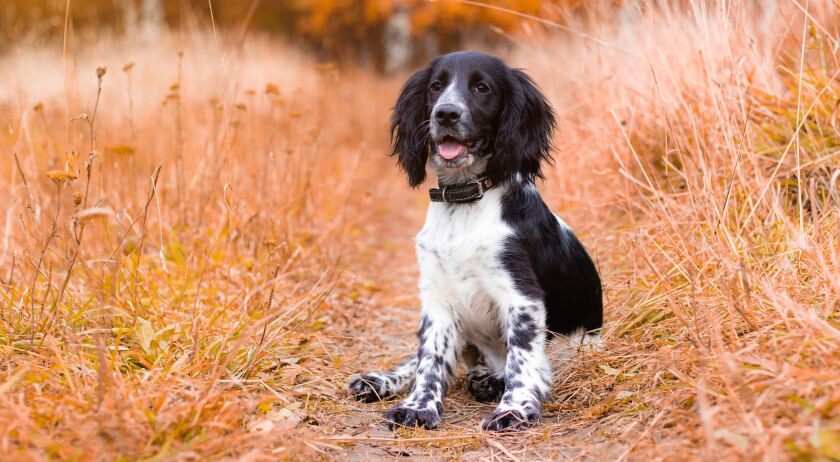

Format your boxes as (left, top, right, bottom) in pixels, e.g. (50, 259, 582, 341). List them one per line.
(475, 178, 485, 198)
(472, 177, 492, 200)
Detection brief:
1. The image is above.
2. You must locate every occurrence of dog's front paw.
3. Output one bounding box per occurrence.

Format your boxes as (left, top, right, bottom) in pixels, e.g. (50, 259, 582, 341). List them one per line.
(466, 369, 505, 403)
(347, 374, 389, 403)
(383, 404, 441, 430)
(481, 407, 541, 432)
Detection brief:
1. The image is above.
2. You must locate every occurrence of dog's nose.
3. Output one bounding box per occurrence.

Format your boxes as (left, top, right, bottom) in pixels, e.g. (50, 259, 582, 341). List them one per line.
(434, 104, 462, 127)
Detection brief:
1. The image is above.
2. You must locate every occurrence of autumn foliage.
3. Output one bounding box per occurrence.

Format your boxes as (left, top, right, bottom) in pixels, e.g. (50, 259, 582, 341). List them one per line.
(2, 0, 546, 67)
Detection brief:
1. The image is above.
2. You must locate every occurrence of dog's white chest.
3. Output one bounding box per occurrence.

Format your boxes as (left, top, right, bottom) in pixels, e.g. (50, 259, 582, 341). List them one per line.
(414, 188, 512, 347)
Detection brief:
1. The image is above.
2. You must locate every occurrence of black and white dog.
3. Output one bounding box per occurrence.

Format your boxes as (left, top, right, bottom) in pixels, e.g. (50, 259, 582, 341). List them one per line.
(349, 51, 602, 432)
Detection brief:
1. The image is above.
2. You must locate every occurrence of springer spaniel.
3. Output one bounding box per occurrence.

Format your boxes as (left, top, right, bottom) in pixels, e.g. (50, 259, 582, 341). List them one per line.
(348, 51, 603, 431)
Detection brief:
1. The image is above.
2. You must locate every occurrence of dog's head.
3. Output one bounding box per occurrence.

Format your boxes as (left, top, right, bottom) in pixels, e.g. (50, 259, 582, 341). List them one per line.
(390, 51, 556, 187)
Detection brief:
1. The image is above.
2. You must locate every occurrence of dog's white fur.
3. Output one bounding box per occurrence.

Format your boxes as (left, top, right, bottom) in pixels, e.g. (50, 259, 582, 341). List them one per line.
(417, 176, 553, 421)
(350, 175, 557, 429)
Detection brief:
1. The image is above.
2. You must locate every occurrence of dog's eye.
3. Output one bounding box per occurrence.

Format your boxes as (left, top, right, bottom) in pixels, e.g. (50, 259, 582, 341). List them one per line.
(474, 83, 490, 94)
(430, 81, 443, 92)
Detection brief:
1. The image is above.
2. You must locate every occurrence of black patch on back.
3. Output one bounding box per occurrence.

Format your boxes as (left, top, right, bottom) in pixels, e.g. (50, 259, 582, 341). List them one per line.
(499, 183, 603, 335)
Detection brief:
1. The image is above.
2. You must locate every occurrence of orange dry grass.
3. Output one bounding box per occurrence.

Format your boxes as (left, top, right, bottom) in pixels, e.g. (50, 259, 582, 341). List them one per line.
(0, 31, 400, 459)
(1, 1, 838, 461)
(520, 1, 840, 459)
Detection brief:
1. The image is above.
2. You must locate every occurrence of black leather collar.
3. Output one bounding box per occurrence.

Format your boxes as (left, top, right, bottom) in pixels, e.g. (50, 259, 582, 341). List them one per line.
(429, 177, 495, 203)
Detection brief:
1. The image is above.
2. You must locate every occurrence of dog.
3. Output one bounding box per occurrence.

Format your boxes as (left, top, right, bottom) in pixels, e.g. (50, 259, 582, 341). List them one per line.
(348, 51, 603, 432)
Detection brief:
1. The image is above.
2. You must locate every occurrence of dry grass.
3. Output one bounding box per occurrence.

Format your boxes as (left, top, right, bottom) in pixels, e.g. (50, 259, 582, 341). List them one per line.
(1, 1, 839, 460)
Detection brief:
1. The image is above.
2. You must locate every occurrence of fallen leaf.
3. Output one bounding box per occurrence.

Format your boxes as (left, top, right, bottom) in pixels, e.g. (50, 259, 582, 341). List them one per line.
(599, 364, 621, 376)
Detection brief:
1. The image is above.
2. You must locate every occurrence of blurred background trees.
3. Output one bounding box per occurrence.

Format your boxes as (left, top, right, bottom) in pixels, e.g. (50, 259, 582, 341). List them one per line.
(0, 0, 556, 72)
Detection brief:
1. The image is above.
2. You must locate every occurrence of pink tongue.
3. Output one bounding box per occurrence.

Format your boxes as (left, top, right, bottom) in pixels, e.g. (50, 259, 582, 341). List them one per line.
(438, 141, 465, 160)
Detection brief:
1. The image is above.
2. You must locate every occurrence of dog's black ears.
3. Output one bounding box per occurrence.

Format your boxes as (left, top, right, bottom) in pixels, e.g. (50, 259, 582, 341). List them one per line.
(390, 61, 436, 187)
(491, 68, 556, 182)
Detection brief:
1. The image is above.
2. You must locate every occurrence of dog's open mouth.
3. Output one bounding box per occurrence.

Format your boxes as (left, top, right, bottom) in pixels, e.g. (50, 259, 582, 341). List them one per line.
(436, 137, 479, 160)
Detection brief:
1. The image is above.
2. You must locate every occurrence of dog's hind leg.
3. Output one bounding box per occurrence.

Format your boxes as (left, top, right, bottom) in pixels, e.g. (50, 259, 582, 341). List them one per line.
(348, 357, 418, 403)
(463, 344, 506, 403)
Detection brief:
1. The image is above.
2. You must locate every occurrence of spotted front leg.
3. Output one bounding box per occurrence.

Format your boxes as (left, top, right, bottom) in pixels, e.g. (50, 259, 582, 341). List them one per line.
(383, 308, 459, 430)
(482, 303, 552, 431)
